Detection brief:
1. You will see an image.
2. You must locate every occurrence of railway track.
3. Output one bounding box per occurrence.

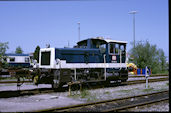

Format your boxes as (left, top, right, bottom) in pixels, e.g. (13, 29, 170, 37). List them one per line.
(0, 88, 54, 98)
(128, 74, 168, 78)
(104, 96, 169, 112)
(0, 77, 168, 98)
(0, 74, 168, 84)
(125, 77, 168, 85)
(34, 90, 168, 112)
(0, 80, 32, 84)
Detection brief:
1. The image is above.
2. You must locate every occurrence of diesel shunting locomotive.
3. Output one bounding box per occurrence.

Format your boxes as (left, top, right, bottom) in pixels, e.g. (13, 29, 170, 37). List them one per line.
(32, 37, 128, 89)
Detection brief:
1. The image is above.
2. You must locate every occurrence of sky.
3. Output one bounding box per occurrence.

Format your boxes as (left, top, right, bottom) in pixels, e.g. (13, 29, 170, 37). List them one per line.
(0, 0, 169, 59)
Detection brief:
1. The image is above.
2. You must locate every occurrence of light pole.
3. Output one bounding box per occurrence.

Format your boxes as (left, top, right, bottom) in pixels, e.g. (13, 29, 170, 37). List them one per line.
(129, 11, 137, 48)
(78, 22, 80, 41)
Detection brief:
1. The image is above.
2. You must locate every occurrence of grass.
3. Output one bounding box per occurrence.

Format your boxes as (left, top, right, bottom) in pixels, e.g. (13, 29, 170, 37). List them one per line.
(68, 88, 98, 102)
(87, 94, 98, 102)
(104, 91, 111, 94)
(142, 87, 154, 92)
(152, 72, 169, 75)
(68, 89, 91, 98)
(117, 89, 132, 93)
(166, 82, 169, 86)
(117, 88, 140, 94)
(79, 89, 98, 102)
(80, 89, 91, 98)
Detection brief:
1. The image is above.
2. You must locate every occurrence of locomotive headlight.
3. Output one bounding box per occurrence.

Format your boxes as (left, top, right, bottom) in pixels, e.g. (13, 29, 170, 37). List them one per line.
(112, 55, 116, 61)
(55, 59, 60, 65)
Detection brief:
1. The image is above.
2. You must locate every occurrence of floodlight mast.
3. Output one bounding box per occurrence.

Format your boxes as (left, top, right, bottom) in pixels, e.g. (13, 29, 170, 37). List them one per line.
(129, 11, 138, 48)
(78, 22, 80, 41)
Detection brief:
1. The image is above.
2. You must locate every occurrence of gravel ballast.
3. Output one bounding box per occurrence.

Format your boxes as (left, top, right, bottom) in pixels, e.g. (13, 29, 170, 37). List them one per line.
(0, 80, 169, 112)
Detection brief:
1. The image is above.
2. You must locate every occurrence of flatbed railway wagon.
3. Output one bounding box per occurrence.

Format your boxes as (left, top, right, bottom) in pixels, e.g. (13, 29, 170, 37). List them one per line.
(32, 37, 128, 89)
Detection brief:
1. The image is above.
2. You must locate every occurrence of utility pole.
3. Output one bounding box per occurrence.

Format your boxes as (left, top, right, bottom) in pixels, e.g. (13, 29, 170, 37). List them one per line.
(68, 41, 70, 48)
(78, 22, 80, 41)
(129, 11, 137, 48)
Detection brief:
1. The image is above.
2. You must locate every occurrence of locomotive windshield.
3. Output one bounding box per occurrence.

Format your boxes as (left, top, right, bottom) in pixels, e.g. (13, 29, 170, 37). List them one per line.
(77, 40, 87, 48)
(91, 39, 106, 53)
(77, 38, 107, 54)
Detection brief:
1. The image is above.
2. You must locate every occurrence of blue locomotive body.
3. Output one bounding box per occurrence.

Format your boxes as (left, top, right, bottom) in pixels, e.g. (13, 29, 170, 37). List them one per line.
(55, 48, 102, 63)
(33, 37, 128, 88)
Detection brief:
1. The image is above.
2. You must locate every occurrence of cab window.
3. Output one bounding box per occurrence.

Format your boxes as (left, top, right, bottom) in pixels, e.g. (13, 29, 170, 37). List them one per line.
(109, 43, 114, 54)
(120, 45, 125, 51)
(99, 44, 106, 53)
(78, 40, 87, 48)
(109, 43, 119, 55)
(115, 44, 119, 54)
(120, 44, 125, 54)
(10, 57, 15, 62)
(25, 58, 30, 63)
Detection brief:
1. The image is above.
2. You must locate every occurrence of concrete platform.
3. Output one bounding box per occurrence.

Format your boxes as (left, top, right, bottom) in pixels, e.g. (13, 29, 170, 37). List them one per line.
(0, 93, 84, 112)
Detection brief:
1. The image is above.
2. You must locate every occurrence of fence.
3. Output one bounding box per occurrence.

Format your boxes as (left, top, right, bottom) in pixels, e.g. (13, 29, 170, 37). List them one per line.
(136, 68, 152, 75)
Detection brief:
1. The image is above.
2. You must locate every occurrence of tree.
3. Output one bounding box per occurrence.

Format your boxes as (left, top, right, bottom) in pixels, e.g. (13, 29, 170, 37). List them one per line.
(33, 46, 40, 63)
(15, 46, 23, 54)
(158, 49, 167, 72)
(0, 42, 9, 68)
(0, 42, 9, 59)
(128, 40, 167, 74)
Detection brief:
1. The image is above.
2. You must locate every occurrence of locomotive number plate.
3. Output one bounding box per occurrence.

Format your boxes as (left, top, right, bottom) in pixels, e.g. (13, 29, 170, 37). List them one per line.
(112, 55, 116, 61)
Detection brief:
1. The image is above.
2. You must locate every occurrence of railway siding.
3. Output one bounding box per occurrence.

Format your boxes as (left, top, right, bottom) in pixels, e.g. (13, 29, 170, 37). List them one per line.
(0, 76, 168, 98)
(67, 81, 169, 103)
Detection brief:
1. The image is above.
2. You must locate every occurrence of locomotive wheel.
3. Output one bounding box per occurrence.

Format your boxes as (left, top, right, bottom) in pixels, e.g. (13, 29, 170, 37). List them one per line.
(121, 79, 127, 82)
(52, 70, 62, 89)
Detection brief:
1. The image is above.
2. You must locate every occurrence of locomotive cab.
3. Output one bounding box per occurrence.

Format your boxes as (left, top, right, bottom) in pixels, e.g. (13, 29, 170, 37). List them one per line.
(77, 38, 127, 64)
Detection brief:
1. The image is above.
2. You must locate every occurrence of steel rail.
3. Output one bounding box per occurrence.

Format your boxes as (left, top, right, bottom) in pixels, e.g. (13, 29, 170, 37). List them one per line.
(103, 96, 169, 112)
(125, 77, 168, 85)
(128, 74, 168, 78)
(0, 74, 168, 84)
(0, 88, 54, 98)
(34, 90, 168, 112)
(0, 80, 32, 84)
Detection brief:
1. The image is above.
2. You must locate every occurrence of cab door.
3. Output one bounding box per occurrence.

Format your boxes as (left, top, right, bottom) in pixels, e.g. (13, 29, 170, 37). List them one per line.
(108, 43, 120, 63)
(120, 44, 126, 63)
